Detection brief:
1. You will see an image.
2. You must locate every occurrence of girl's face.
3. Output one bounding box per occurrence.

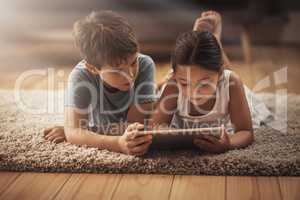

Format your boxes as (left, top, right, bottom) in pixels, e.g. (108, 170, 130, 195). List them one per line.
(87, 53, 139, 91)
(175, 65, 219, 106)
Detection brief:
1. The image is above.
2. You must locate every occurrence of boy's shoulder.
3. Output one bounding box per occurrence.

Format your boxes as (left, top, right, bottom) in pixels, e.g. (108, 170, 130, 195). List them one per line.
(68, 60, 95, 82)
(138, 53, 155, 70)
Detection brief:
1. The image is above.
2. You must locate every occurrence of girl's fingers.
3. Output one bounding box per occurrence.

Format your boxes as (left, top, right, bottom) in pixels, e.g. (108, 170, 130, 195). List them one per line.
(202, 10, 217, 17)
(194, 139, 214, 151)
(221, 129, 230, 142)
(201, 135, 219, 144)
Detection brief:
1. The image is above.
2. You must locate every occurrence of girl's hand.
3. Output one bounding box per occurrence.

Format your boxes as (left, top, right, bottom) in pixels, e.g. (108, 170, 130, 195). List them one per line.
(43, 126, 66, 144)
(117, 123, 152, 156)
(193, 128, 232, 153)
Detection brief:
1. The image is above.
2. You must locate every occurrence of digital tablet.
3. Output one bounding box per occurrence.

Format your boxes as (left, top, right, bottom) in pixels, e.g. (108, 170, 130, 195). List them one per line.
(138, 126, 223, 150)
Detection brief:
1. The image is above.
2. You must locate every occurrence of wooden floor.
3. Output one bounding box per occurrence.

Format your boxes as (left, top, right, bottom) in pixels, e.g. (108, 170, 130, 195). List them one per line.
(0, 172, 299, 200)
(0, 46, 299, 199)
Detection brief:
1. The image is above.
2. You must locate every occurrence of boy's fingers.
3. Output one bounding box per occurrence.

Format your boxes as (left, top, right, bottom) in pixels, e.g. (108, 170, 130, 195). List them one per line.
(130, 142, 151, 154)
(44, 131, 54, 140)
(53, 137, 65, 144)
(43, 127, 52, 136)
(134, 149, 148, 156)
(127, 123, 138, 131)
(126, 123, 143, 132)
(47, 132, 65, 141)
(125, 131, 135, 141)
(134, 123, 144, 131)
(127, 135, 152, 148)
(47, 134, 58, 141)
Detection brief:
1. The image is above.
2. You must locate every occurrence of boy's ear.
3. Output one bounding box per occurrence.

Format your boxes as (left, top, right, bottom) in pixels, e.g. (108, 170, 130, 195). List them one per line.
(85, 63, 100, 75)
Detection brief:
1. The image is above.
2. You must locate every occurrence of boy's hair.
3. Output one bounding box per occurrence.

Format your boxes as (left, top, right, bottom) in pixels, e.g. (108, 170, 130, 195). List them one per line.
(172, 31, 223, 72)
(73, 10, 138, 68)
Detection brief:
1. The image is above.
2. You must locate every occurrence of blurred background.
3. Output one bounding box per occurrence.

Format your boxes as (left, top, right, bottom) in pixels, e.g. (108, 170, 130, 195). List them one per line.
(0, 0, 299, 93)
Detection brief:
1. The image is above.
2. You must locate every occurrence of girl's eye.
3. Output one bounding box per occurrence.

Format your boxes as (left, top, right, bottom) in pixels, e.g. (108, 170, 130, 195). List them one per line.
(198, 82, 210, 88)
(180, 83, 188, 87)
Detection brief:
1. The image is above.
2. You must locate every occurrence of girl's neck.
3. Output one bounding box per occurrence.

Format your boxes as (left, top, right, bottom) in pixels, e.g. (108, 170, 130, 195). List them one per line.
(188, 94, 216, 116)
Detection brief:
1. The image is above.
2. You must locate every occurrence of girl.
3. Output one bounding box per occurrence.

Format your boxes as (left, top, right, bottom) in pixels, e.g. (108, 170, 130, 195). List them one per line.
(150, 30, 253, 153)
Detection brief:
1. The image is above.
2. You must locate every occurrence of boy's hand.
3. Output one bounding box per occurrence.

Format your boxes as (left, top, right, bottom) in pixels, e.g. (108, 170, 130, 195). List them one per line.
(43, 126, 66, 144)
(117, 123, 152, 156)
(193, 128, 231, 153)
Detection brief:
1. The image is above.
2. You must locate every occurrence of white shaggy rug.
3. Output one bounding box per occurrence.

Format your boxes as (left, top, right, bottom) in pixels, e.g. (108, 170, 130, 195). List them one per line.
(0, 90, 299, 176)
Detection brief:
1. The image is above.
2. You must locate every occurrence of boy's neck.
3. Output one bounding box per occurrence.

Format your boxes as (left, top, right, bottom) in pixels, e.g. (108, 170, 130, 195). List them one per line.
(102, 80, 120, 93)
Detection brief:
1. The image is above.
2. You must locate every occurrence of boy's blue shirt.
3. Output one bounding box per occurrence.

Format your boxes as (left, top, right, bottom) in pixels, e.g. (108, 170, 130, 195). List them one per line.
(65, 53, 157, 130)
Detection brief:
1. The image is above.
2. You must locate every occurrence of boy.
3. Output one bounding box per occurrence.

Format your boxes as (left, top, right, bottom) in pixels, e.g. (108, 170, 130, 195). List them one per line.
(44, 10, 156, 156)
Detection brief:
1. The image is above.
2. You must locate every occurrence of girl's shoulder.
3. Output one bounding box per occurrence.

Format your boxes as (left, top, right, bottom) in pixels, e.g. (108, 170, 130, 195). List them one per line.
(220, 68, 243, 87)
(226, 70, 245, 101)
(227, 70, 243, 88)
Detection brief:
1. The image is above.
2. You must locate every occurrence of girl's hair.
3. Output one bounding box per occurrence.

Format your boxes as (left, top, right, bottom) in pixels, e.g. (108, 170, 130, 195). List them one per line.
(172, 31, 223, 72)
(73, 10, 138, 68)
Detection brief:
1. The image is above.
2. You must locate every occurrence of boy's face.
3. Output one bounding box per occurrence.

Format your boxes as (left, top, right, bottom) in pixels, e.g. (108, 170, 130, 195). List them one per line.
(175, 65, 219, 106)
(93, 53, 139, 91)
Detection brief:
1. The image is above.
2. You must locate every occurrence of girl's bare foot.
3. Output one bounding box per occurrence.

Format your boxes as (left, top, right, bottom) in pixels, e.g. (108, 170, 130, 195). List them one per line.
(193, 10, 222, 42)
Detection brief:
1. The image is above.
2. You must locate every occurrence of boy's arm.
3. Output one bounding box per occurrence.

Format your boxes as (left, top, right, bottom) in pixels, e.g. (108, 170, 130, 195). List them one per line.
(64, 107, 121, 152)
(127, 102, 155, 124)
(148, 80, 179, 128)
(228, 72, 254, 149)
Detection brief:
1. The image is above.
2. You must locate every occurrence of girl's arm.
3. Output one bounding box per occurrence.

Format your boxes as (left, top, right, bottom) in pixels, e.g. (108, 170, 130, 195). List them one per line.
(218, 41, 231, 68)
(228, 72, 254, 149)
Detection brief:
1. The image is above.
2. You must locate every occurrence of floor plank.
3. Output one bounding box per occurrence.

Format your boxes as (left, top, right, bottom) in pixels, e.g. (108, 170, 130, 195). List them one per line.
(0, 172, 21, 195)
(0, 172, 71, 200)
(257, 177, 282, 200)
(227, 176, 283, 200)
(278, 177, 300, 200)
(226, 176, 260, 200)
(112, 174, 174, 200)
(170, 175, 225, 200)
(54, 173, 122, 200)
